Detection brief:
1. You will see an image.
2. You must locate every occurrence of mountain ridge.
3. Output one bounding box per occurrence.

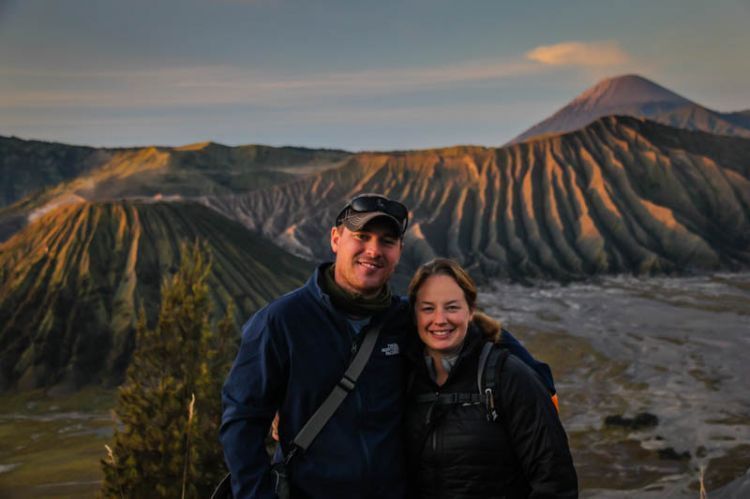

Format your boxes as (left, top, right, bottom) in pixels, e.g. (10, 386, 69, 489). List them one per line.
(0, 137, 353, 240)
(3, 116, 750, 283)
(0, 135, 352, 210)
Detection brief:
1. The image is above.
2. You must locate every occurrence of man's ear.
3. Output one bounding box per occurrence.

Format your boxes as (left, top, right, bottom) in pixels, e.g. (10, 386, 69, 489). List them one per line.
(330, 226, 341, 254)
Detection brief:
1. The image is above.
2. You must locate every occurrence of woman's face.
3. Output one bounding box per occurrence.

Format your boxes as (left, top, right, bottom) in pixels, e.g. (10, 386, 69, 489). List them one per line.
(414, 274, 474, 356)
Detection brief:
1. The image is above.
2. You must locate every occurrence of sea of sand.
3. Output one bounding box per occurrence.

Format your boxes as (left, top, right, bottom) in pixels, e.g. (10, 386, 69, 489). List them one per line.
(480, 272, 750, 497)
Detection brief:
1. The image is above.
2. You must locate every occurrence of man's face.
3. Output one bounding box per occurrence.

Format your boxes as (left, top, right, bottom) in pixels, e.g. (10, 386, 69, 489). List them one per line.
(330, 218, 402, 298)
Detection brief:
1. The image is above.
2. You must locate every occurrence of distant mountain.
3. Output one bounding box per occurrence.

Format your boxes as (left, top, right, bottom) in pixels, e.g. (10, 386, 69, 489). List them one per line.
(0, 136, 351, 240)
(0, 201, 311, 391)
(205, 115, 750, 281)
(508, 74, 750, 144)
(725, 109, 750, 129)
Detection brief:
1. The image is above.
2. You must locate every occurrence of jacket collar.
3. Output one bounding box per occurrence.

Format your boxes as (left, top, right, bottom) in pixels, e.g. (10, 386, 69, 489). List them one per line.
(305, 262, 404, 322)
(305, 262, 337, 314)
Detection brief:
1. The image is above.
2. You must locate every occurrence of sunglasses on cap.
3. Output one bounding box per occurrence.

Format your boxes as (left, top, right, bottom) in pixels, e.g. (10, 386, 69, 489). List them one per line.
(335, 194, 409, 234)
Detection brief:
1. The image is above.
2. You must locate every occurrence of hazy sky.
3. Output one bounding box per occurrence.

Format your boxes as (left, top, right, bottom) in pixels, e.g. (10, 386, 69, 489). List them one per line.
(1, 0, 749, 150)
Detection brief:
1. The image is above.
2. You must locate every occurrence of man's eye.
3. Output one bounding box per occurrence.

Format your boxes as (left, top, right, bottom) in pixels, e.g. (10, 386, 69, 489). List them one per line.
(420, 307, 434, 313)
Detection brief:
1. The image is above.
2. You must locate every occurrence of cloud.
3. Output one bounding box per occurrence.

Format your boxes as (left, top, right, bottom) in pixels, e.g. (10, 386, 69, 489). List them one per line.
(0, 58, 541, 110)
(526, 41, 629, 67)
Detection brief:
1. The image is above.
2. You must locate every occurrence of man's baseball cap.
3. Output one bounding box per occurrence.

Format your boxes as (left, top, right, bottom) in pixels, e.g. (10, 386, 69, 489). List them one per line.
(335, 194, 409, 236)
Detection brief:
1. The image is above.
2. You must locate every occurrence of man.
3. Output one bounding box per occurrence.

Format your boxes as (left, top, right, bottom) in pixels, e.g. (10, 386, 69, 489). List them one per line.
(220, 193, 411, 498)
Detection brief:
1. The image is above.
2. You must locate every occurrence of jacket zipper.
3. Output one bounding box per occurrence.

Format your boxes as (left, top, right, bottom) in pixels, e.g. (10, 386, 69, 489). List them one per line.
(432, 422, 437, 453)
(354, 325, 371, 488)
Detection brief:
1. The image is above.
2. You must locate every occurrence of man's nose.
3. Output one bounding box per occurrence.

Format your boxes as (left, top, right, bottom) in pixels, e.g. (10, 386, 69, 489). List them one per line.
(364, 238, 382, 257)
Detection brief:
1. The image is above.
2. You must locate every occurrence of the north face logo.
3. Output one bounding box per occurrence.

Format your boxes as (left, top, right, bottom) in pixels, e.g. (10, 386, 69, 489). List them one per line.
(381, 343, 400, 356)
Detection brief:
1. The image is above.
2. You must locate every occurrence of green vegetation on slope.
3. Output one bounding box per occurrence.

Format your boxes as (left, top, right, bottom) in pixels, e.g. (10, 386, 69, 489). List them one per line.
(0, 201, 312, 391)
(101, 243, 234, 498)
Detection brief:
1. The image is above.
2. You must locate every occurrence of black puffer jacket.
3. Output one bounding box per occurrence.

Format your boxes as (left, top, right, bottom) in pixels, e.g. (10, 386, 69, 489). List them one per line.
(404, 320, 578, 499)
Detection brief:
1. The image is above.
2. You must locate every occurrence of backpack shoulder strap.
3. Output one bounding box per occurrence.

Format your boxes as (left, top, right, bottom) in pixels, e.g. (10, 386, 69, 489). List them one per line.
(477, 342, 510, 422)
(476, 341, 495, 395)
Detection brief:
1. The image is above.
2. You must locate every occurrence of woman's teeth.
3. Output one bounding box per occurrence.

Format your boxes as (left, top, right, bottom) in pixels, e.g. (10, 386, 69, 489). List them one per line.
(430, 329, 452, 337)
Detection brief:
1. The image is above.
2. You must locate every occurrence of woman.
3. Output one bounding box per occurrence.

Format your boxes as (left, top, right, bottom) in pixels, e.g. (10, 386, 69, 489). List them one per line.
(404, 258, 578, 498)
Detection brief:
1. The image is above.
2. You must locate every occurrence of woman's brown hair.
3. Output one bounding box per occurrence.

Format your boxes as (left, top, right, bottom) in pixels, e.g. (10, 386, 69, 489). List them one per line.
(407, 258, 477, 310)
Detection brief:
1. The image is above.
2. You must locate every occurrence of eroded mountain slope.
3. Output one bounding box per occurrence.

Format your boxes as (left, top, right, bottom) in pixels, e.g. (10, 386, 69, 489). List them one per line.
(0, 201, 311, 390)
(205, 116, 750, 280)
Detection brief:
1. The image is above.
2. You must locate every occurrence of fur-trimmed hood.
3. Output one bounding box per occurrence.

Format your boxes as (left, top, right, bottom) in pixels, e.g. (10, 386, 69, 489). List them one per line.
(472, 310, 503, 344)
(471, 312, 559, 399)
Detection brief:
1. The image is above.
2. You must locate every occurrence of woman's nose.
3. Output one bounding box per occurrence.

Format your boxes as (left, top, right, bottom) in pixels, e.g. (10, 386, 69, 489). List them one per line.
(434, 308, 446, 323)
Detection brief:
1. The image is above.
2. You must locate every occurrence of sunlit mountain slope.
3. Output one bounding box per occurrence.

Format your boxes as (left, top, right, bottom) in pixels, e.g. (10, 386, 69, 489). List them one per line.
(205, 116, 750, 281)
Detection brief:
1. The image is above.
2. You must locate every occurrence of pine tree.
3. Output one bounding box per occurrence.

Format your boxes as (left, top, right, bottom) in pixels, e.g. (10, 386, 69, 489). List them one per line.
(101, 241, 237, 498)
(192, 302, 238, 492)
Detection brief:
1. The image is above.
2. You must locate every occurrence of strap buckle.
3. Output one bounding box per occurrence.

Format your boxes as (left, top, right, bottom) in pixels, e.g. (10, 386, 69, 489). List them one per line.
(283, 445, 299, 466)
(337, 375, 356, 392)
(485, 388, 498, 422)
